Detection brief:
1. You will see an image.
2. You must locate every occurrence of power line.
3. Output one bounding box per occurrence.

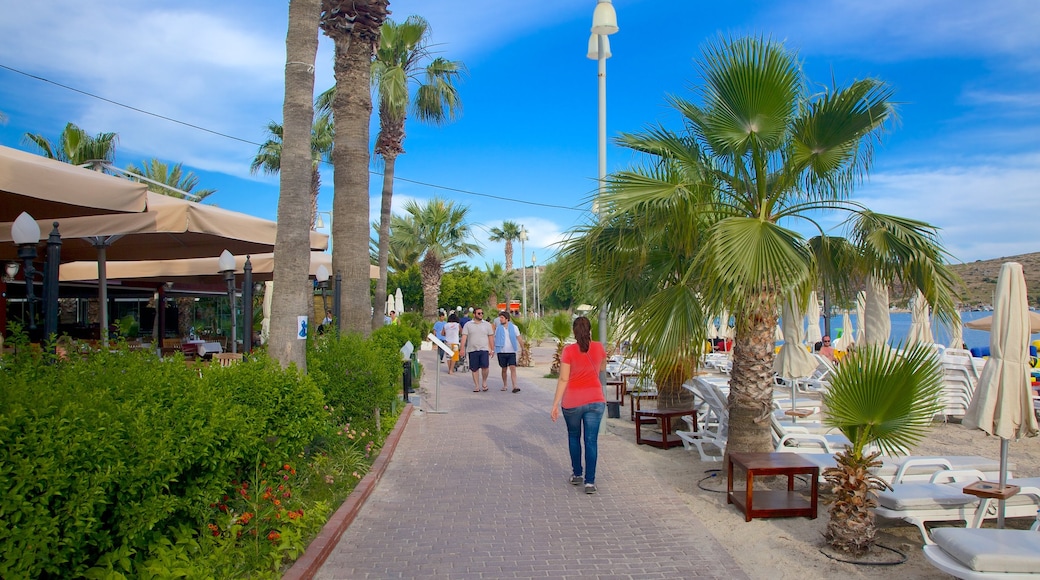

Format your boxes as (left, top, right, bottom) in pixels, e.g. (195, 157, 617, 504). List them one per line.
(1, 62, 587, 213)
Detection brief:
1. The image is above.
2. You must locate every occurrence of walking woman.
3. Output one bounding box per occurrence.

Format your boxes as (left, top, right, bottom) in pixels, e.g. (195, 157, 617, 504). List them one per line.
(550, 316, 607, 494)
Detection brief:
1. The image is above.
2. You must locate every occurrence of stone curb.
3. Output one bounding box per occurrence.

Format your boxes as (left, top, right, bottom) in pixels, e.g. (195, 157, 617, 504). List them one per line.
(282, 403, 414, 580)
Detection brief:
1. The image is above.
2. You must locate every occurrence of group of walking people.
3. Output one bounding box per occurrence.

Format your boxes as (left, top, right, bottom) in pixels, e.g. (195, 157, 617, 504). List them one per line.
(433, 312, 608, 494)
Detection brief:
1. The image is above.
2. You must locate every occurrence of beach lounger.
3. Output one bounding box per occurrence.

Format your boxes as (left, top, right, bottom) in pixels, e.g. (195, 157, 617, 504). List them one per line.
(923, 526, 1040, 579)
(676, 378, 728, 461)
(793, 454, 1013, 485)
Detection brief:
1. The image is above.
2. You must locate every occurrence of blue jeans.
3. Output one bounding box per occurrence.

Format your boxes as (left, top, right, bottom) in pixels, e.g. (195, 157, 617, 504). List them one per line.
(562, 402, 605, 485)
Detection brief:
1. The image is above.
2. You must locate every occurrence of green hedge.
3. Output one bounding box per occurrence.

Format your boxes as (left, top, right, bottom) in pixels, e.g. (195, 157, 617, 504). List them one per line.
(0, 330, 400, 578)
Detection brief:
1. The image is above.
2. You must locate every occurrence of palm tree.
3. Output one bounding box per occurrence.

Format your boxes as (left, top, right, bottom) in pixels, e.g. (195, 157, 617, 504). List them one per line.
(269, 0, 321, 370)
(320, 0, 390, 335)
(545, 312, 573, 376)
(24, 122, 117, 170)
(822, 343, 944, 555)
(250, 115, 333, 227)
(368, 16, 464, 331)
(389, 197, 481, 320)
(488, 220, 522, 313)
(126, 158, 216, 201)
(556, 36, 957, 453)
(484, 261, 520, 311)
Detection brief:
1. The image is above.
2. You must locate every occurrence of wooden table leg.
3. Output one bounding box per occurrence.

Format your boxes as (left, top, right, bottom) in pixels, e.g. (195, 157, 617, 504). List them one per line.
(726, 455, 734, 505)
(744, 468, 754, 522)
(635, 412, 642, 444)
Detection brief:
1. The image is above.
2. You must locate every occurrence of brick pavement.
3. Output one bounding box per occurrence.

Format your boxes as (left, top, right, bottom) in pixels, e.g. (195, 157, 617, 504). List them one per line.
(314, 347, 748, 579)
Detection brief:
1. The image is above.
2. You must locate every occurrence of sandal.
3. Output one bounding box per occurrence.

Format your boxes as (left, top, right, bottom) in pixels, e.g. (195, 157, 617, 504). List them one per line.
(482, 386, 488, 391)
(512, 388, 521, 393)
(473, 388, 480, 392)
(501, 386, 508, 391)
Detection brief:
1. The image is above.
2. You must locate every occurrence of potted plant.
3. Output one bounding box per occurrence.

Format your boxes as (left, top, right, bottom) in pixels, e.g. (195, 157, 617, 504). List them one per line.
(821, 343, 944, 556)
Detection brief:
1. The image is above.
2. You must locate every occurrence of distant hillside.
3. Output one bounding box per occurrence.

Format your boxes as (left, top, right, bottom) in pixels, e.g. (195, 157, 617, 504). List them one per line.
(949, 252, 1040, 308)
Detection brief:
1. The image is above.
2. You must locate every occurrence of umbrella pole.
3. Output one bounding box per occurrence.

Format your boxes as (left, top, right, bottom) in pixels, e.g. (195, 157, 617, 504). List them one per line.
(998, 437, 1009, 528)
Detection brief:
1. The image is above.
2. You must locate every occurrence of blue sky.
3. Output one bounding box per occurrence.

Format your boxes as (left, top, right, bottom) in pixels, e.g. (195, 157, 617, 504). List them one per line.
(2, 0, 1039, 268)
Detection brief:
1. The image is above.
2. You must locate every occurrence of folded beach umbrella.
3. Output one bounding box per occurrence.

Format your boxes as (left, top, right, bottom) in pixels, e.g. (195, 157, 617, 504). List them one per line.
(774, 295, 817, 378)
(863, 276, 891, 347)
(260, 280, 273, 344)
(395, 288, 404, 315)
(386, 294, 395, 316)
(963, 262, 1039, 527)
(804, 291, 822, 347)
(855, 290, 866, 344)
(833, 311, 854, 351)
(966, 310, 1040, 334)
(905, 289, 934, 345)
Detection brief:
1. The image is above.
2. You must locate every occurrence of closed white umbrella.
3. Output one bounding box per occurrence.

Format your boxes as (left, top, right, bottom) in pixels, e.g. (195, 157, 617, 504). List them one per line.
(963, 262, 1039, 527)
(906, 289, 934, 345)
(395, 288, 404, 316)
(386, 295, 395, 316)
(718, 310, 735, 340)
(863, 276, 891, 347)
(774, 295, 817, 378)
(774, 294, 819, 413)
(805, 291, 822, 347)
(855, 290, 866, 344)
(833, 311, 854, 352)
(260, 280, 273, 345)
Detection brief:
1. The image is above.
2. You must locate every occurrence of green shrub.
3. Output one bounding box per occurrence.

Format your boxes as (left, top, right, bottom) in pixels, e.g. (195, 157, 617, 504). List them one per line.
(308, 333, 399, 430)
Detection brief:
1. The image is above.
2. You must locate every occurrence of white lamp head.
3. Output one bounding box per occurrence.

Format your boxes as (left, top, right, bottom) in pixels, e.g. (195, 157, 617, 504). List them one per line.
(519, 227, 528, 242)
(587, 33, 611, 60)
(591, 0, 619, 35)
(4, 262, 18, 281)
(315, 213, 326, 229)
(11, 212, 41, 246)
(217, 249, 236, 273)
(315, 264, 330, 283)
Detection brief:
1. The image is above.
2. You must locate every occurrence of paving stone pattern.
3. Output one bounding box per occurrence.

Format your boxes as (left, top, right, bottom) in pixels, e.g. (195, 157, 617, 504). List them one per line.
(315, 348, 748, 579)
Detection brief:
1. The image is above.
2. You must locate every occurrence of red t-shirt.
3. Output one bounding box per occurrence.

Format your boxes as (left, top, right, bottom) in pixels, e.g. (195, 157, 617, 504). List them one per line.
(560, 342, 607, 408)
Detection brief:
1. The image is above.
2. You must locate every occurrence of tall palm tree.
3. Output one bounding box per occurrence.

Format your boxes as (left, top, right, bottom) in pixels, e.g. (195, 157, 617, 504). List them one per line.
(320, 0, 390, 335)
(250, 115, 333, 227)
(269, 0, 321, 370)
(24, 122, 117, 170)
(822, 343, 943, 555)
(369, 16, 464, 331)
(488, 220, 522, 312)
(389, 197, 481, 320)
(126, 158, 216, 201)
(556, 36, 957, 453)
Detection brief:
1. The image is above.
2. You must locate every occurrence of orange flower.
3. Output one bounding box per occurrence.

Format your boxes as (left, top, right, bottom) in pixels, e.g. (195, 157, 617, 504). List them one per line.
(267, 531, 280, 542)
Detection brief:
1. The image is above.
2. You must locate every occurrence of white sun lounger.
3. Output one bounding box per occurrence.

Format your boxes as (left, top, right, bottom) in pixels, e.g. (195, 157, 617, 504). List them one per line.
(793, 454, 1013, 485)
(876, 473, 1040, 544)
(923, 526, 1040, 579)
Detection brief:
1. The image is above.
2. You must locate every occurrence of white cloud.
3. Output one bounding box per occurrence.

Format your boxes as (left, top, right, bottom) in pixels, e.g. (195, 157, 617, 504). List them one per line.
(854, 153, 1040, 262)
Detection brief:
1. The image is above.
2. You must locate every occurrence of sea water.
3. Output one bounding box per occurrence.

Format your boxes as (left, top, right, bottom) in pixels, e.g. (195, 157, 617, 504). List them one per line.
(816, 311, 1039, 351)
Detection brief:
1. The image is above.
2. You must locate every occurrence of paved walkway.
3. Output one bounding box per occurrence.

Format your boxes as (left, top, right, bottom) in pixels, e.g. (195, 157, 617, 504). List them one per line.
(314, 347, 747, 579)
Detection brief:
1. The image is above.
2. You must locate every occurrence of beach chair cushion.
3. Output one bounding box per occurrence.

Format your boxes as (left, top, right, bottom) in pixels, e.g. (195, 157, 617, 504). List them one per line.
(930, 528, 1040, 574)
(876, 483, 977, 510)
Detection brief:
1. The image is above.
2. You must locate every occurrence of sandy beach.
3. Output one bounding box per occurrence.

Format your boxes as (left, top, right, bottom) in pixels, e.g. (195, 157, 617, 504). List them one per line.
(512, 344, 1040, 579)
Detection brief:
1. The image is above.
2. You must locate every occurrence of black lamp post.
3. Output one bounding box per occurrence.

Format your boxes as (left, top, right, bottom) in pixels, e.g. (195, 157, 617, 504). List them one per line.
(218, 249, 237, 353)
(242, 256, 253, 354)
(11, 214, 41, 332)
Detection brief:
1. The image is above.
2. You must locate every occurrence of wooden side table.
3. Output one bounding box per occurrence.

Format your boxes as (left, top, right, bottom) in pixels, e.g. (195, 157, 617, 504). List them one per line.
(635, 408, 694, 449)
(727, 452, 819, 521)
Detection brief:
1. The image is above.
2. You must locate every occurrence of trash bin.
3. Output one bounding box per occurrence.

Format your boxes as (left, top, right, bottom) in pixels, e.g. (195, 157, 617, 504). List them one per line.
(402, 360, 413, 397)
(606, 400, 621, 419)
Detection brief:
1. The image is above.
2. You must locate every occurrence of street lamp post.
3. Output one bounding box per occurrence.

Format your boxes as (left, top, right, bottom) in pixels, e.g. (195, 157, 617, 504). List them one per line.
(11, 212, 42, 332)
(589, 0, 618, 430)
(218, 249, 238, 353)
(316, 264, 330, 324)
(532, 253, 539, 317)
(519, 226, 528, 319)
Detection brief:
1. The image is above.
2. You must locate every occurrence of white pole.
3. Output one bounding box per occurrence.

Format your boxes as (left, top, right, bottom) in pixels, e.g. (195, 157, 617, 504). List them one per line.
(521, 228, 527, 319)
(596, 33, 610, 416)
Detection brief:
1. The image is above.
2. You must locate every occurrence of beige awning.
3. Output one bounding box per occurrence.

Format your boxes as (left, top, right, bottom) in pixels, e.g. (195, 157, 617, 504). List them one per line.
(0, 145, 147, 221)
(0, 191, 328, 261)
(60, 252, 378, 283)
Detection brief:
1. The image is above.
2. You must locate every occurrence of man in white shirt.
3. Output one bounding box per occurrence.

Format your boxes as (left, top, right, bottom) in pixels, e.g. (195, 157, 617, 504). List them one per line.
(494, 311, 523, 392)
(460, 308, 494, 392)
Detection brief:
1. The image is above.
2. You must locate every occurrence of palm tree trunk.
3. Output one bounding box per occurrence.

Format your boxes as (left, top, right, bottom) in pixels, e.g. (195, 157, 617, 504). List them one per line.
(310, 165, 321, 229)
(270, 0, 320, 369)
(421, 253, 442, 320)
(328, 6, 384, 335)
(725, 298, 780, 457)
(372, 152, 396, 331)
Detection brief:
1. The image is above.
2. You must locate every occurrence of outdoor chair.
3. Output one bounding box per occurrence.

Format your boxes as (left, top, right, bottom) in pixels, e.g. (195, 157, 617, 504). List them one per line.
(794, 354, 834, 394)
(676, 378, 728, 461)
(214, 352, 243, 367)
(923, 522, 1040, 578)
